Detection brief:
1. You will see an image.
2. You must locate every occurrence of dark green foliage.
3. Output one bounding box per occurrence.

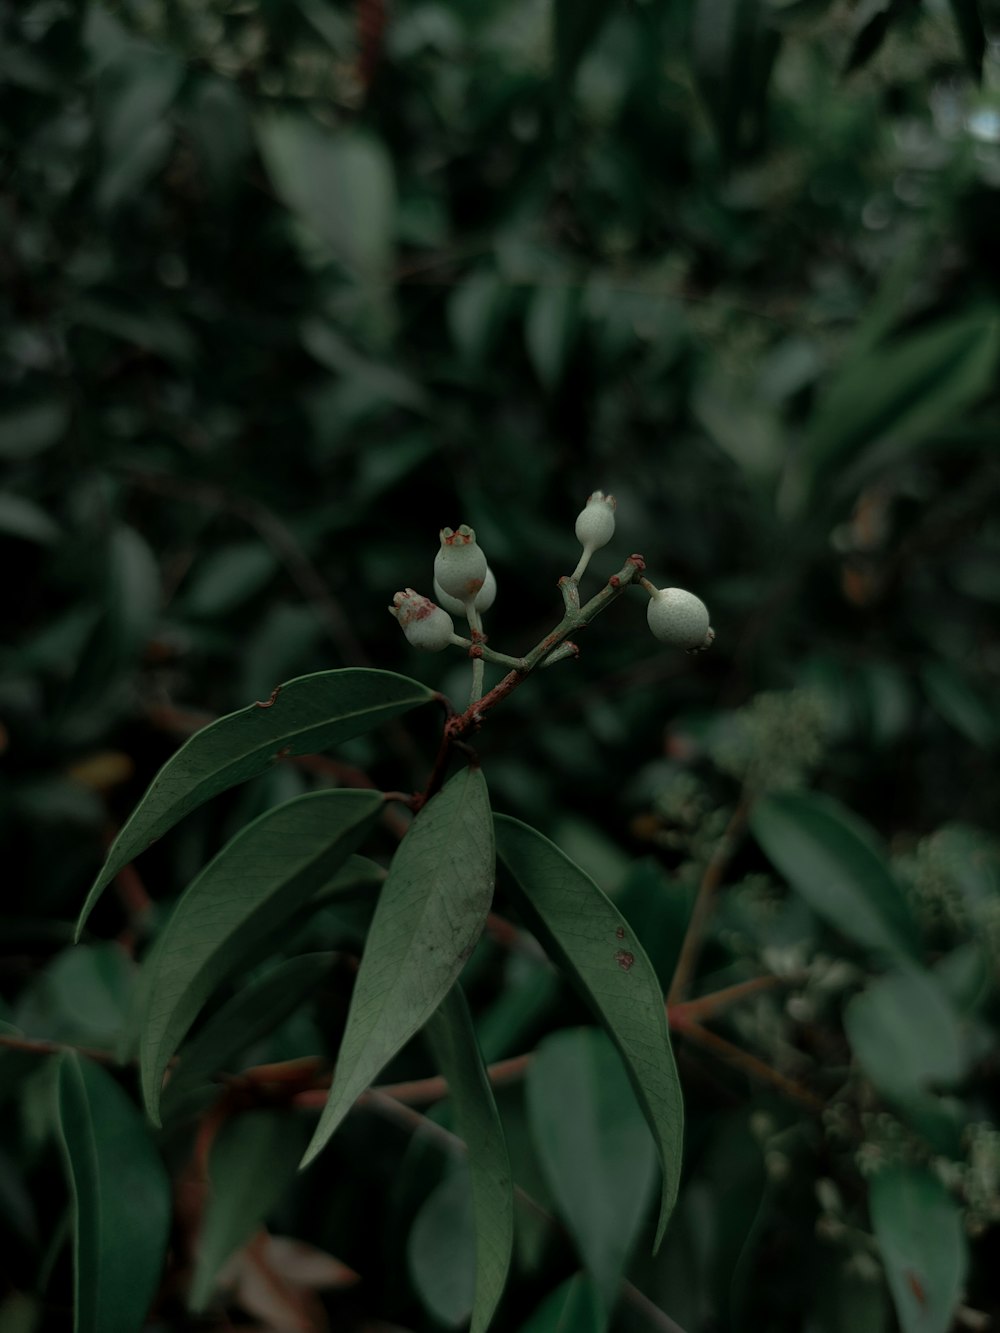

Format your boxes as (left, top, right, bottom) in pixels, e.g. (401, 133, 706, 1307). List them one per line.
(3, 0, 1000, 1329)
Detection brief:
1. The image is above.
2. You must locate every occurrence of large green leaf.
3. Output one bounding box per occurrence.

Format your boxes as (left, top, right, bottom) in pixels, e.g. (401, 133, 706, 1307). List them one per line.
(494, 816, 683, 1249)
(869, 1167, 967, 1333)
(750, 791, 920, 960)
(161, 952, 336, 1117)
(519, 1273, 605, 1333)
(301, 767, 495, 1167)
(425, 985, 514, 1333)
(844, 967, 969, 1102)
(255, 115, 396, 276)
(800, 312, 999, 499)
(77, 668, 433, 937)
(189, 1111, 308, 1311)
(408, 1167, 477, 1328)
(140, 789, 383, 1123)
(526, 1028, 656, 1311)
(56, 1054, 171, 1333)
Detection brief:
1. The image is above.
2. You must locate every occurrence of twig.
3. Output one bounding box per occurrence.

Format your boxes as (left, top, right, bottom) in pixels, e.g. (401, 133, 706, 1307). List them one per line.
(669, 974, 787, 1026)
(666, 796, 750, 1007)
(671, 1018, 823, 1111)
(0, 1032, 116, 1064)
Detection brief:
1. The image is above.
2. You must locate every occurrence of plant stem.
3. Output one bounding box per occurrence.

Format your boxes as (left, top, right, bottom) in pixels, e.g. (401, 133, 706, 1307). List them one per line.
(447, 553, 647, 741)
(667, 795, 750, 1006)
(672, 1018, 822, 1110)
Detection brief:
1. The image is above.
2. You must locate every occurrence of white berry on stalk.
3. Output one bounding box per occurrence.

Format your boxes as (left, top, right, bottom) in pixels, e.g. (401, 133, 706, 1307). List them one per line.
(574, 491, 616, 553)
(388, 589, 455, 651)
(434, 525, 488, 603)
(646, 585, 713, 650)
(434, 566, 497, 617)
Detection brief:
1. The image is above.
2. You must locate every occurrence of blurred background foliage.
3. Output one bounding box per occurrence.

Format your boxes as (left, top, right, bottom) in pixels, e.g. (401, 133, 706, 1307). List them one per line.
(3, 0, 1000, 1328)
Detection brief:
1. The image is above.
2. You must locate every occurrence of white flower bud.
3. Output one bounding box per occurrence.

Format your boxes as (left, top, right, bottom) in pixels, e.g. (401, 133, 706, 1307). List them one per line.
(388, 588, 454, 652)
(646, 585, 712, 650)
(433, 525, 488, 604)
(433, 566, 497, 617)
(574, 491, 616, 553)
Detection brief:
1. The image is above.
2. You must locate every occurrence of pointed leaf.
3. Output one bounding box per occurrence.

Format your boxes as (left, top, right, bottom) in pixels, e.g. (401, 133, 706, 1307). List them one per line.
(495, 816, 683, 1249)
(844, 967, 969, 1101)
(161, 953, 335, 1117)
(301, 767, 495, 1167)
(750, 791, 920, 960)
(801, 313, 1000, 498)
(190, 1111, 308, 1311)
(408, 1167, 477, 1328)
(869, 1166, 967, 1333)
(140, 789, 382, 1122)
(526, 1028, 656, 1311)
(56, 1054, 171, 1333)
(78, 668, 433, 937)
(425, 985, 514, 1333)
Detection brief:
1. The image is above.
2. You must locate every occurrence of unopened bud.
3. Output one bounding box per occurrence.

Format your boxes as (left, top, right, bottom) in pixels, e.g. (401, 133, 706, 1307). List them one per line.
(574, 491, 616, 553)
(434, 565, 497, 617)
(388, 589, 454, 652)
(646, 585, 712, 650)
(434, 525, 488, 603)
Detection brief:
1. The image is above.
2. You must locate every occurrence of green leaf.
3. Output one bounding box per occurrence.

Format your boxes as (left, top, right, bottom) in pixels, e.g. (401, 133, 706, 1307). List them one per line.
(301, 767, 495, 1167)
(750, 791, 920, 960)
(425, 985, 514, 1333)
(494, 816, 683, 1249)
(519, 1273, 605, 1333)
(525, 285, 579, 391)
(921, 661, 996, 749)
(408, 1167, 477, 1328)
(947, 0, 985, 79)
(0, 400, 69, 461)
(56, 1054, 171, 1333)
(190, 1111, 308, 1311)
(526, 1028, 656, 1311)
(801, 313, 1000, 500)
(140, 789, 382, 1123)
(255, 115, 396, 276)
(161, 953, 335, 1117)
(0, 494, 61, 544)
(691, 0, 780, 161)
(844, 968, 969, 1101)
(554, 0, 611, 89)
(869, 1166, 967, 1333)
(77, 668, 434, 937)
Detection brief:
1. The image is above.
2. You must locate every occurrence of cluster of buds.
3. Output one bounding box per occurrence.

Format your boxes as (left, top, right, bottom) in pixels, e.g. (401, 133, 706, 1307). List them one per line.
(388, 525, 496, 652)
(388, 497, 714, 659)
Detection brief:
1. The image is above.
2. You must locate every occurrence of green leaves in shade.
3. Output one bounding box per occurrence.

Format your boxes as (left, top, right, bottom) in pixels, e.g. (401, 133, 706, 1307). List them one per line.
(494, 816, 683, 1248)
(77, 668, 433, 937)
(56, 1054, 171, 1333)
(140, 789, 383, 1123)
(525, 286, 579, 391)
(799, 312, 999, 504)
(869, 1167, 967, 1333)
(527, 1028, 656, 1311)
(408, 1167, 477, 1328)
(255, 115, 396, 276)
(750, 791, 919, 961)
(190, 1111, 308, 1311)
(301, 767, 495, 1167)
(424, 985, 514, 1333)
(519, 1273, 604, 1333)
(845, 969, 969, 1103)
(161, 953, 335, 1118)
